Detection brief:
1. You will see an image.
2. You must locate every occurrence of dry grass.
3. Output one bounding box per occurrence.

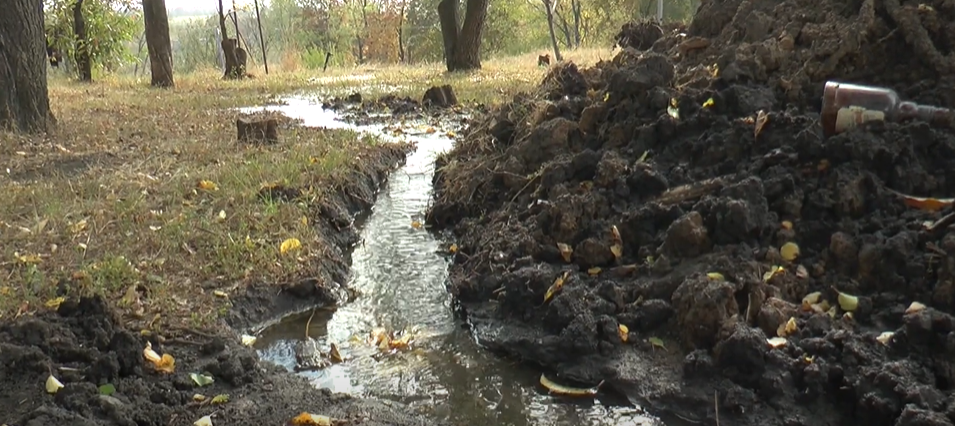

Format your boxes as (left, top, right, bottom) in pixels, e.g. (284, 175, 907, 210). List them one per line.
(0, 47, 611, 327)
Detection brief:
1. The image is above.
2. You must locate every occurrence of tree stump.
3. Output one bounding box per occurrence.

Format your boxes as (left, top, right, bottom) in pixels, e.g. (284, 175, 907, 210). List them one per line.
(422, 85, 458, 108)
(237, 117, 278, 144)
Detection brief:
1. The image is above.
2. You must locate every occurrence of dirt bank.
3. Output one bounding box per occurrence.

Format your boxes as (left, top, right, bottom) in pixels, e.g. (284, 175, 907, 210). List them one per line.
(427, 2, 955, 425)
(0, 126, 442, 425)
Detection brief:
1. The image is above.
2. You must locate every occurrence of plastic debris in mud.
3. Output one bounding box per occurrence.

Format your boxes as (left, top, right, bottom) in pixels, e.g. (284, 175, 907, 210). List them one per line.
(821, 81, 955, 137)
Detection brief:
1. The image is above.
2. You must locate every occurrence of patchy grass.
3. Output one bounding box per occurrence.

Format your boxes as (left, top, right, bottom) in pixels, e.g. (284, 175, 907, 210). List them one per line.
(0, 47, 610, 327)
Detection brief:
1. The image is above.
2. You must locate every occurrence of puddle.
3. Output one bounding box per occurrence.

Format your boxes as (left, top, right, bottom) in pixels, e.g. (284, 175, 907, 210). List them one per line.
(243, 97, 667, 426)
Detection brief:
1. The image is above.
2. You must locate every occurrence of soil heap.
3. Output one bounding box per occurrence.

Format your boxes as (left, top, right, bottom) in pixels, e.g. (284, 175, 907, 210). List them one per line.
(427, 1, 955, 425)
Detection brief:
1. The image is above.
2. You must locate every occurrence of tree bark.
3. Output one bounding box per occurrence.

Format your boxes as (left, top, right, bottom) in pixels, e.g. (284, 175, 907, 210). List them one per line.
(143, 0, 174, 88)
(437, 0, 488, 72)
(0, 0, 55, 133)
(73, 0, 92, 81)
(543, 0, 563, 61)
(217, 0, 244, 79)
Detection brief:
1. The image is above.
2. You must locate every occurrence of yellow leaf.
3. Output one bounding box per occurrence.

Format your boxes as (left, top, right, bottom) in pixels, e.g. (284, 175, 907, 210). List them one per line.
(754, 109, 769, 139)
(762, 265, 785, 282)
(213, 290, 228, 298)
(837, 290, 859, 311)
(702, 97, 715, 108)
(780, 242, 800, 261)
(611, 225, 621, 243)
(449, 243, 458, 254)
(706, 272, 724, 281)
(300, 216, 308, 226)
(210, 394, 229, 404)
(46, 374, 64, 394)
(539, 374, 602, 397)
(217, 210, 227, 221)
(587, 267, 602, 276)
(280, 238, 302, 254)
(603, 92, 610, 102)
(143, 342, 162, 364)
(70, 219, 88, 233)
(193, 394, 206, 402)
(156, 354, 176, 373)
(291, 412, 332, 426)
(197, 180, 218, 191)
(610, 243, 623, 260)
(801, 292, 821, 311)
(780, 220, 793, 230)
(617, 324, 629, 342)
(777, 317, 798, 337)
(876, 331, 894, 345)
(411, 220, 423, 229)
(45, 297, 66, 309)
(16, 253, 42, 264)
(240, 335, 257, 346)
(543, 271, 570, 303)
(556, 242, 573, 262)
(648, 336, 666, 350)
(636, 150, 649, 163)
(329, 343, 344, 363)
(766, 337, 787, 348)
(446, 131, 456, 138)
(194, 415, 213, 426)
(905, 301, 926, 314)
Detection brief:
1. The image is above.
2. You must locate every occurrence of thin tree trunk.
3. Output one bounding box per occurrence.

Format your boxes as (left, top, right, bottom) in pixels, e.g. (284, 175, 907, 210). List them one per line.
(571, 0, 581, 47)
(143, 0, 174, 87)
(436, 0, 458, 71)
(0, 0, 55, 132)
(397, 0, 406, 62)
(542, 0, 563, 61)
(438, 0, 488, 72)
(73, 0, 92, 81)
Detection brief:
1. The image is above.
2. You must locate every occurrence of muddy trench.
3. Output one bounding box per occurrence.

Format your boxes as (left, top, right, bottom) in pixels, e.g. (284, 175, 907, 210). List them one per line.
(241, 97, 677, 426)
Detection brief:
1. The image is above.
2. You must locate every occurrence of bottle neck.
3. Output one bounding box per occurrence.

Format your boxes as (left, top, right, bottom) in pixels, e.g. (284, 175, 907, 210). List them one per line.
(897, 101, 955, 127)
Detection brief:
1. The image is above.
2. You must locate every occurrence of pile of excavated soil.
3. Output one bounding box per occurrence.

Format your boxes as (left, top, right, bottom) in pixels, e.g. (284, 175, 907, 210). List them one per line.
(427, 2, 955, 426)
(0, 297, 435, 426)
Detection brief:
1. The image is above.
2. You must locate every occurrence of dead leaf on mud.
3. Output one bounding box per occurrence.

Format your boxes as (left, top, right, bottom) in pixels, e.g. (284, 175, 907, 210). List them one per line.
(194, 415, 213, 426)
(836, 290, 859, 312)
(636, 150, 649, 164)
(648, 337, 666, 351)
(544, 271, 570, 303)
(448, 243, 458, 254)
(763, 265, 785, 282)
(795, 265, 809, 279)
(877, 331, 895, 345)
(905, 301, 927, 314)
(197, 180, 218, 191)
(781, 220, 793, 230)
(766, 337, 788, 348)
(45, 374, 64, 394)
(754, 110, 769, 139)
(143, 342, 176, 373)
(618, 324, 629, 343)
(329, 343, 344, 363)
(777, 317, 798, 337)
(611, 225, 622, 242)
(780, 242, 800, 261)
(44, 297, 66, 310)
(280, 238, 303, 254)
(702, 98, 715, 108)
(210, 394, 229, 404)
(587, 267, 602, 276)
(610, 243, 623, 260)
(291, 412, 333, 426)
(706, 272, 725, 281)
(888, 190, 955, 211)
(556, 242, 573, 262)
(801, 292, 822, 310)
(539, 374, 603, 397)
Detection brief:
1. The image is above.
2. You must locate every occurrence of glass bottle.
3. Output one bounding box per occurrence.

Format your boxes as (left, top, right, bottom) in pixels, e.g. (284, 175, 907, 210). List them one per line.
(820, 81, 955, 137)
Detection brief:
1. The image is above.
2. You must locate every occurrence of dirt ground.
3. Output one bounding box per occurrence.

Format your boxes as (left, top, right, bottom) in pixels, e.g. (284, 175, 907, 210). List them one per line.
(427, 1, 955, 425)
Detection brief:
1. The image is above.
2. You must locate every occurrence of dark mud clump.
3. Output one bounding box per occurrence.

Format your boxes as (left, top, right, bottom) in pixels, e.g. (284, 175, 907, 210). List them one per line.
(427, 3, 955, 426)
(0, 296, 436, 426)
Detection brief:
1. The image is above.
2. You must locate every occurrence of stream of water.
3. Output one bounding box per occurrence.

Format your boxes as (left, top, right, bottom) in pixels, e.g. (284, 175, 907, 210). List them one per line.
(240, 97, 664, 426)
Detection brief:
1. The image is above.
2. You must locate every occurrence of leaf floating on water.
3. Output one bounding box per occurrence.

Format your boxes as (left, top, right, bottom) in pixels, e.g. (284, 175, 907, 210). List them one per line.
(556, 243, 573, 263)
(539, 374, 602, 397)
(587, 267, 602, 276)
(905, 301, 927, 315)
(240, 334, 257, 346)
(194, 415, 213, 426)
(876, 331, 895, 345)
(836, 290, 859, 312)
(46, 374, 64, 394)
(702, 97, 715, 108)
(648, 336, 666, 350)
(543, 271, 570, 303)
(210, 394, 229, 404)
(754, 110, 769, 139)
(197, 180, 218, 191)
(190, 373, 214, 387)
(766, 337, 787, 348)
(618, 324, 629, 343)
(780, 242, 800, 261)
(98, 383, 116, 395)
(280, 238, 302, 254)
(706, 272, 725, 281)
(291, 412, 332, 426)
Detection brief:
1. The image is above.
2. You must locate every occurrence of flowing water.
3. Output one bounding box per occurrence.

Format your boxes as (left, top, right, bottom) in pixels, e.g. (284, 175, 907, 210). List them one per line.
(241, 96, 666, 426)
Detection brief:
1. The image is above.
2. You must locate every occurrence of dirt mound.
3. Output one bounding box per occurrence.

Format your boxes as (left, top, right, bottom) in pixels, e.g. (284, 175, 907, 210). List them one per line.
(0, 296, 437, 426)
(427, 6, 955, 426)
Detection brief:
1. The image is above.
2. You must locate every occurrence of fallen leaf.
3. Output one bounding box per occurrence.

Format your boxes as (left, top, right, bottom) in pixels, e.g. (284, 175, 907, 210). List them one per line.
(194, 415, 213, 426)
(777, 317, 798, 337)
(587, 267, 602, 276)
(648, 336, 666, 350)
(543, 271, 570, 303)
(156, 354, 176, 373)
(781, 220, 793, 230)
(539, 374, 602, 397)
(754, 110, 769, 138)
(610, 243, 623, 260)
(240, 335, 257, 346)
(702, 97, 715, 108)
(780, 242, 800, 261)
(143, 342, 162, 364)
(280, 238, 302, 254)
(449, 243, 458, 254)
(291, 412, 332, 426)
(896, 193, 954, 211)
(706, 272, 725, 281)
(618, 324, 629, 343)
(763, 265, 785, 282)
(46, 374, 64, 394)
(905, 301, 927, 314)
(411, 220, 423, 229)
(189, 373, 214, 387)
(611, 225, 622, 242)
(795, 264, 809, 279)
(837, 290, 859, 312)
(556, 242, 573, 262)
(636, 150, 649, 163)
(876, 331, 895, 345)
(197, 180, 218, 191)
(70, 219, 88, 233)
(766, 337, 788, 348)
(44, 297, 66, 310)
(801, 292, 822, 311)
(329, 343, 344, 363)
(213, 290, 228, 298)
(193, 394, 206, 402)
(217, 210, 227, 221)
(210, 394, 229, 404)
(300, 216, 308, 226)
(98, 383, 116, 395)
(16, 253, 42, 264)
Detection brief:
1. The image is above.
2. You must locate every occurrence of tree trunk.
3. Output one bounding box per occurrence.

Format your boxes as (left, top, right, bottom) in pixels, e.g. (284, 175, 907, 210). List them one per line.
(437, 0, 488, 72)
(143, 0, 174, 87)
(397, 0, 406, 62)
(571, 0, 581, 47)
(72, 0, 92, 81)
(543, 0, 563, 61)
(217, 0, 243, 79)
(0, 0, 55, 133)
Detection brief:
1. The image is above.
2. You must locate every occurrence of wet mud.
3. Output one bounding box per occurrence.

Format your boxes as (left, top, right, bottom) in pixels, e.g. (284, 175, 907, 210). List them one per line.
(428, 3, 955, 426)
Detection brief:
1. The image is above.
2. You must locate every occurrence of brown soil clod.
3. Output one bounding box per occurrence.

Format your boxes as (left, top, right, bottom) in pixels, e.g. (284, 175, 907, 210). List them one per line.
(237, 116, 279, 144)
(427, 2, 955, 425)
(422, 85, 458, 108)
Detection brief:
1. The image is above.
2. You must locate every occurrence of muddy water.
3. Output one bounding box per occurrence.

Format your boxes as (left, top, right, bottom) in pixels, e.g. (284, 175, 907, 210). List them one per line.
(243, 97, 665, 426)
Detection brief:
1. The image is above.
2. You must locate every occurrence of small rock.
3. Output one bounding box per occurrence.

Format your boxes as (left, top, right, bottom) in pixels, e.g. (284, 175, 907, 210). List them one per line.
(660, 211, 711, 258)
(574, 237, 615, 268)
(672, 275, 738, 349)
